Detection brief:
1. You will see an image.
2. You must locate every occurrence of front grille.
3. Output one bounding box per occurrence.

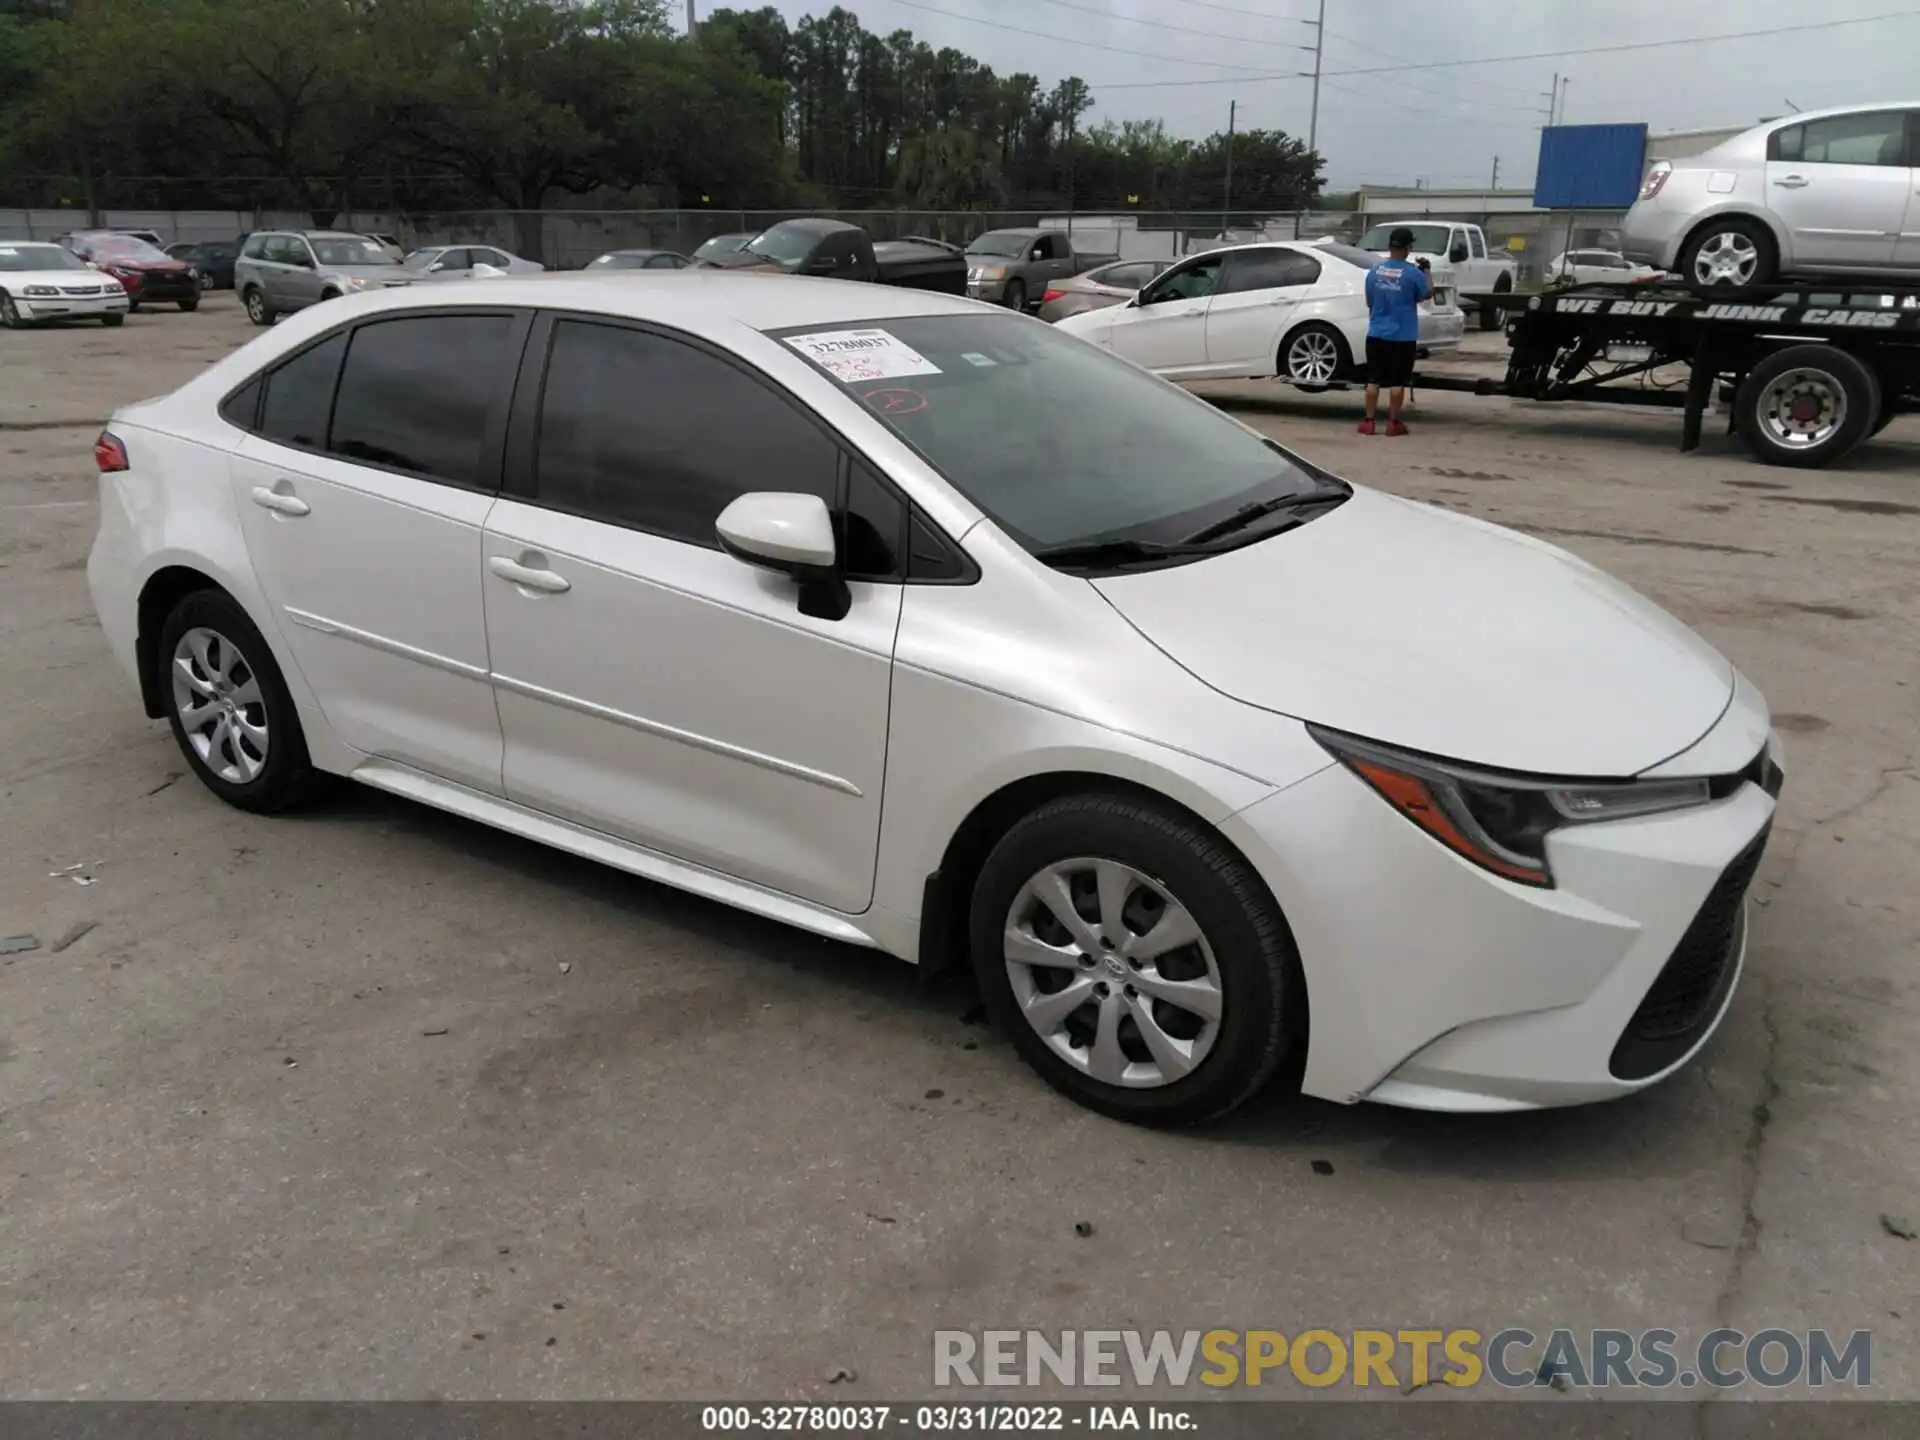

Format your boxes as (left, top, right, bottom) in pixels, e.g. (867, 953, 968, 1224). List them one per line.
(1609, 824, 1769, 1080)
(60, 284, 104, 296)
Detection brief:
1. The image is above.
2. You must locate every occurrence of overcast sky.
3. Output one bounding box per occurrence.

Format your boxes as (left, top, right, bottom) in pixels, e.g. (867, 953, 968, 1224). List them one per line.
(724, 0, 1919, 189)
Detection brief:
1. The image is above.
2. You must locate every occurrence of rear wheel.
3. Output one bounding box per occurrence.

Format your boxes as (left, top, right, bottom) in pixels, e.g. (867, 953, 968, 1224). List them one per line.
(243, 286, 274, 326)
(157, 590, 322, 814)
(1478, 274, 1512, 331)
(1680, 216, 1777, 292)
(1280, 322, 1350, 390)
(1003, 279, 1027, 313)
(1734, 345, 1878, 468)
(968, 792, 1305, 1126)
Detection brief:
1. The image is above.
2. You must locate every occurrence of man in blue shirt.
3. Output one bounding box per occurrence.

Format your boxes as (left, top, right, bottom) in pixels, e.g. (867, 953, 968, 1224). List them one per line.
(1360, 227, 1430, 436)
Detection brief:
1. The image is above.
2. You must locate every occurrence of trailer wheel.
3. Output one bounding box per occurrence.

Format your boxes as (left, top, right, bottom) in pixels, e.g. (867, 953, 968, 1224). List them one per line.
(1478, 275, 1511, 331)
(1735, 345, 1879, 468)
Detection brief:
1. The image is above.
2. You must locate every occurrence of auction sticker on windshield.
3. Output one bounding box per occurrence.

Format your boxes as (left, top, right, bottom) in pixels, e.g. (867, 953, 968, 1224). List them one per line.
(786, 329, 943, 383)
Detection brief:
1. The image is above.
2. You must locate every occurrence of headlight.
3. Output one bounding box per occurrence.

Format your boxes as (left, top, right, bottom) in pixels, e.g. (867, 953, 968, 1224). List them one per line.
(345, 276, 371, 289)
(23, 285, 57, 296)
(1310, 726, 1713, 887)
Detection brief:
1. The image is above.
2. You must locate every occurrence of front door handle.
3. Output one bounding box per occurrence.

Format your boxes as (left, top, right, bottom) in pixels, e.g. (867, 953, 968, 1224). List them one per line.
(250, 483, 309, 517)
(1180, 307, 1205, 317)
(1774, 174, 1809, 188)
(488, 553, 571, 594)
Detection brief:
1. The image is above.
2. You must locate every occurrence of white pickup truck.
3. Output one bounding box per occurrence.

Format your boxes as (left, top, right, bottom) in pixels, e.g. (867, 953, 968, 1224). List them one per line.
(1361, 220, 1517, 331)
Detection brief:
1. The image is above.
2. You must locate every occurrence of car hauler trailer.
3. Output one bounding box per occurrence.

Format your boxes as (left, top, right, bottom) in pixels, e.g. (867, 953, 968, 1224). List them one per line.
(1427, 280, 1920, 468)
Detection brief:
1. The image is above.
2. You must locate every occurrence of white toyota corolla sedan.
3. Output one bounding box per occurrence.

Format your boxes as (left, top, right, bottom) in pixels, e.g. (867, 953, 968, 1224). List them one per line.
(1053, 239, 1466, 389)
(87, 274, 1781, 1124)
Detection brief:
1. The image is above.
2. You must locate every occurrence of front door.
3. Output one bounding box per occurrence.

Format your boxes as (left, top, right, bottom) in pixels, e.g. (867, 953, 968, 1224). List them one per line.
(1205, 247, 1323, 373)
(1892, 111, 1920, 270)
(1105, 252, 1225, 375)
(229, 311, 525, 793)
(1766, 109, 1910, 268)
(483, 316, 897, 914)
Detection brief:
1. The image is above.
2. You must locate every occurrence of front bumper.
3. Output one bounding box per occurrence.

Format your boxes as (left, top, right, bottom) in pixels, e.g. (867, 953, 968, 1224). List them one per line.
(966, 277, 1014, 303)
(1222, 728, 1779, 1112)
(14, 289, 130, 320)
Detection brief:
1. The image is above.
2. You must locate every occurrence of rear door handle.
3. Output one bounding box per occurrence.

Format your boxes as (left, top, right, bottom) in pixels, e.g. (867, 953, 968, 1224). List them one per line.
(488, 553, 571, 594)
(1774, 175, 1809, 188)
(250, 483, 309, 517)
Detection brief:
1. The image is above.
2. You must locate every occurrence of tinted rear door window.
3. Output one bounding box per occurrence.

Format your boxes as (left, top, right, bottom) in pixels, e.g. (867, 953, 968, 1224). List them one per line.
(328, 314, 515, 486)
(1220, 249, 1321, 294)
(258, 333, 347, 450)
(533, 319, 839, 546)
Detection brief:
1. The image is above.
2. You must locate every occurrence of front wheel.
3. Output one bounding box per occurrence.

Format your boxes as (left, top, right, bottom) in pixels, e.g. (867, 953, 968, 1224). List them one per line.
(1003, 279, 1027, 313)
(968, 792, 1306, 1126)
(101, 313, 124, 328)
(178, 296, 198, 312)
(1280, 322, 1350, 389)
(0, 293, 22, 328)
(158, 589, 323, 813)
(126, 296, 140, 313)
(1478, 276, 1512, 331)
(1734, 345, 1879, 468)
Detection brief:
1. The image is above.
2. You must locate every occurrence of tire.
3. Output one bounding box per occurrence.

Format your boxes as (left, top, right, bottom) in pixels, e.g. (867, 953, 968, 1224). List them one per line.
(1734, 345, 1879, 468)
(320, 288, 341, 302)
(1279, 322, 1351, 390)
(243, 286, 275, 326)
(1003, 279, 1027, 313)
(126, 297, 140, 313)
(968, 791, 1306, 1127)
(1678, 216, 1777, 292)
(0, 292, 21, 328)
(157, 589, 323, 814)
(1869, 400, 1901, 438)
(1478, 275, 1512, 331)
(178, 296, 198, 312)
(101, 313, 124, 328)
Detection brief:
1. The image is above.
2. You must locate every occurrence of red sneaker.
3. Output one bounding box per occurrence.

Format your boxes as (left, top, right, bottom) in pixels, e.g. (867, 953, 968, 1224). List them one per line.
(1385, 420, 1410, 437)
(1356, 419, 1377, 435)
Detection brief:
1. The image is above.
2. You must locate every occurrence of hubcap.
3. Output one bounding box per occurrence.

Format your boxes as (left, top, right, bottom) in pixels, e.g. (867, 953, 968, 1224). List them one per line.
(1757, 368, 1847, 448)
(1003, 858, 1223, 1089)
(1288, 332, 1339, 384)
(247, 292, 264, 321)
(1693, 231, 1759, 288)
(171, 627, 269, 783)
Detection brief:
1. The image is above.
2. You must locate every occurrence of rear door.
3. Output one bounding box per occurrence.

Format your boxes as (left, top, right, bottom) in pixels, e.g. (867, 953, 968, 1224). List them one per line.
(1893, 109, 1920, 269)
(1104, 252, 1225, 374)
(481, 315, 900, 912)
(228, 310, 527, 792)
(277, 236, 325, 309)
(1205, 247, 1322, 373)
(1766, 109, 1909, 268)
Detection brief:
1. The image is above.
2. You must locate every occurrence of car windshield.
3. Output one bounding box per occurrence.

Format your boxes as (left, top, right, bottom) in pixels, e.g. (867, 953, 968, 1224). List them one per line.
(965, 232, 1031, 257)
(0, 244, 88, 272)
(773, 313, 1343, 557)
(742, 223, 821, 267)
(1358, 224, 1452, 254)
(694, 234, 752, 258)
(311, 237, 397, 266)
(402, 250, 440, 270)
(83, 234, 169, 262)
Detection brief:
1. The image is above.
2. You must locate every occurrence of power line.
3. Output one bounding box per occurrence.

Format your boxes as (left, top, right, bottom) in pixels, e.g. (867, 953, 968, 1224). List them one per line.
(1089, 8, 1920, 90)
(1316, 47, 1558, 113)
(1170, 0, 1314, 18)
(1025, 0, 1313, 52)
(880, 0, 1296, 72)
(1321, 30, 1546, 102)
(1314, 78, 1553, 130)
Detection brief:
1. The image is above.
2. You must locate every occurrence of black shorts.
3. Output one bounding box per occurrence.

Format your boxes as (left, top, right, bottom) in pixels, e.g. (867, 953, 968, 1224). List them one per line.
(1366, 337, 1417, 387)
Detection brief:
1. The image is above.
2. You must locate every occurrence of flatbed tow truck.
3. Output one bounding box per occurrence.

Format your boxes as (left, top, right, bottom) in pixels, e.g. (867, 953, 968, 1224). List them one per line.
(1427, 279, 1920, 468)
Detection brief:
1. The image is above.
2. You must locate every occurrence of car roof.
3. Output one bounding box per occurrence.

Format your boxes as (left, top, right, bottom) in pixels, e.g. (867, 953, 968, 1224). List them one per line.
(338, 271, 985, 332)
(1754, 99, 1920, 128)
(601, 248, 675, 257)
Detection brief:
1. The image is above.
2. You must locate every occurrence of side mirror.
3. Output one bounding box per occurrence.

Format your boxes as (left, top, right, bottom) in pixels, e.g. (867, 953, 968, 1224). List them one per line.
(1449, 244, 1469, 263)
(715, 492, 849, 620)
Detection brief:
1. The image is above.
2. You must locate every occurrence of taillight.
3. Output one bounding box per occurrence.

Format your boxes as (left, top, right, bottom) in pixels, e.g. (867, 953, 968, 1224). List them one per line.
(1042, 287, 1066, 302)
(94, 430, 129, 473)
(1639, 163, 1671, 201)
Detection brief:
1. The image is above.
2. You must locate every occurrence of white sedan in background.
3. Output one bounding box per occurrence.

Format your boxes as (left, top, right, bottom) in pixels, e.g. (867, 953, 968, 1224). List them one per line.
(1548, 249, 1660, 285)
(87, 274, 1780, 1124)
(0, 240, 130, 327)
(403, 244, 544, 280)
(1055, 240, 1464, 389)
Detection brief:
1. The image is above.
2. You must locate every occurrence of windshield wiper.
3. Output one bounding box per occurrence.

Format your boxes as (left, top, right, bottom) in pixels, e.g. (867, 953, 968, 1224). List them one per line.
(1030, 538, 1214, 570)
(1179, 485, 1348, 545)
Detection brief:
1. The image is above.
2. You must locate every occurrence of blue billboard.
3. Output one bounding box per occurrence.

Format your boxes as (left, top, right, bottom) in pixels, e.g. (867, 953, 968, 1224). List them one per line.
(1533, 124, 1650, 209)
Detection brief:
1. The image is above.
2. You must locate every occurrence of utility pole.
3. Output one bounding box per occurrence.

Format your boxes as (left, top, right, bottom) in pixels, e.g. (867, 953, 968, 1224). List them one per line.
(1223, 99, 1236, 232)
(1305, 0, 1326, 176)
(1542, 71, 1559, 128)
(1490, 156, 1500, 190)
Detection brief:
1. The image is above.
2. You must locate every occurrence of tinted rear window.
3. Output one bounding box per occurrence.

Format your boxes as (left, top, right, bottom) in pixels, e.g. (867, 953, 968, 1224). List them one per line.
(328, 315, 513, 485)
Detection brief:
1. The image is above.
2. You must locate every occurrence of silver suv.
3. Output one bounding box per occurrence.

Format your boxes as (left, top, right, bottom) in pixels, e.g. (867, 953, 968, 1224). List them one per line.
(1622, 101, 1920, 289)
(235, 230, 415, 326)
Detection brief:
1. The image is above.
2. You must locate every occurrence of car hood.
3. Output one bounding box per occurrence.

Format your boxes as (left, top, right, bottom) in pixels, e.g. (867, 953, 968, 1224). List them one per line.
(2, 268, 116, 286)
(98, 257, 190, 273)
(1090, 487, 1735, 777)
